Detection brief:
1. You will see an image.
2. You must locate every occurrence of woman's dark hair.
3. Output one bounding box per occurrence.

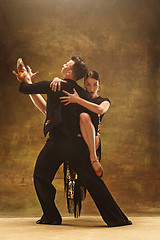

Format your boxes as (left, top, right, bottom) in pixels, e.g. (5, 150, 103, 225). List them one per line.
(71, 56, 88, 80)
(84, 70, 100, 83)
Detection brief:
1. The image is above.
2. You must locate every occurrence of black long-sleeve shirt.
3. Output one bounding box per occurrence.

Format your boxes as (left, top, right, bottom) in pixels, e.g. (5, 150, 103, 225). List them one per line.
(19, 79, 91, 139)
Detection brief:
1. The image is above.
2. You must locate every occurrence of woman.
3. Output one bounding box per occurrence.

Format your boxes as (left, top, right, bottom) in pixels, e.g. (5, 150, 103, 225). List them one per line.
(59, 70, 110, 176)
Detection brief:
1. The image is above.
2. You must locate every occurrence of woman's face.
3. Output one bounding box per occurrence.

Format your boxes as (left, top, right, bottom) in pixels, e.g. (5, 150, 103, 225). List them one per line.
(84, 77, 100, 99)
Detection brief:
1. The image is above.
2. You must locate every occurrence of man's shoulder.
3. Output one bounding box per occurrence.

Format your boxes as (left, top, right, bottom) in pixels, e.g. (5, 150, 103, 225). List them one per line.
(62, 80, 85, 93)
(74, 83, 85, 93)
(60, 79, 90, 100)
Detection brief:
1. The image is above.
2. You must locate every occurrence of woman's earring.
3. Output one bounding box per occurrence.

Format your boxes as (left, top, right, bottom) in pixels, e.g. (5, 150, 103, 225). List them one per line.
(98, 86, 101, 92)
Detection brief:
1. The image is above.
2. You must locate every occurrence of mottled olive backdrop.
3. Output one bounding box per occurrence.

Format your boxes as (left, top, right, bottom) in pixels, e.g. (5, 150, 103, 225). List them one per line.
(0, 0, 160, 217)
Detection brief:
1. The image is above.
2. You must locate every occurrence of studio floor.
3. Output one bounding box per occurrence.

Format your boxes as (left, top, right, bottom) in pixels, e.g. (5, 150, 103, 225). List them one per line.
(0, 215, 160, 240)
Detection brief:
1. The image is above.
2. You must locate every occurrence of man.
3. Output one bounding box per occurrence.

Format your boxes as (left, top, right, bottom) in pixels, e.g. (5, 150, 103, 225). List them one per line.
(16, 56, 132, 227)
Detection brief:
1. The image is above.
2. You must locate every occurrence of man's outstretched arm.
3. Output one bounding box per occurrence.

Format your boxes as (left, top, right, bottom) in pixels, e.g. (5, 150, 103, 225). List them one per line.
(28, 77, 62, 115)
(19, 81, 51, 95)
(13, 63, 52, 95)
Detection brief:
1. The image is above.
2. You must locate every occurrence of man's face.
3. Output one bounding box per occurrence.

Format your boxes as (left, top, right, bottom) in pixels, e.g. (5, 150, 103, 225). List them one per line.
(60, 60, 74, 78)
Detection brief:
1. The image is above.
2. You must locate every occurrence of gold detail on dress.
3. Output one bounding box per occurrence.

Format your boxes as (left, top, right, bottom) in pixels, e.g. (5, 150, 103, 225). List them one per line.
(97, 114, 101, 136)
(45, 120, 51, 126)
(66, 163, 78, 199)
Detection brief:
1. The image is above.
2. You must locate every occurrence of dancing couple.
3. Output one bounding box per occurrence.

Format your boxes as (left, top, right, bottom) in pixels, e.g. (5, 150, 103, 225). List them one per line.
(13, 56, 132, 227)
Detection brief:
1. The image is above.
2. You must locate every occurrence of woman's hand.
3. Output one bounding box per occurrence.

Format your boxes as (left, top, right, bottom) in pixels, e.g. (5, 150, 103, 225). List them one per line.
(60, 88, 80, 105)
(50, 77, 67, 92)
(26, 65, 39, 81)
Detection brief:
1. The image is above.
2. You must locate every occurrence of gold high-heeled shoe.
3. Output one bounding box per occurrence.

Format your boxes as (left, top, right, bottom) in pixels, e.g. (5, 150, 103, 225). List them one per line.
(13, 58, 30, 82)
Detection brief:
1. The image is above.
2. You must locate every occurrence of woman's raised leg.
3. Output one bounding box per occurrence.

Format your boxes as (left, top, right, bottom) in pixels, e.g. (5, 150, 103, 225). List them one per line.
(80, 112, 103, 177)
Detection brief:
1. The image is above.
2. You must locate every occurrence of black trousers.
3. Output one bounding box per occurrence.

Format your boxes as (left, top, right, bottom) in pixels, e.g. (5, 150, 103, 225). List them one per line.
(33, 133, 130, 226)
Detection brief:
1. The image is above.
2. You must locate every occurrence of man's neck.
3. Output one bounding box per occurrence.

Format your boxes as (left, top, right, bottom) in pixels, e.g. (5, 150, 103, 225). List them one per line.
(68, 78, 77, 82)
(62, 74, 77, 82)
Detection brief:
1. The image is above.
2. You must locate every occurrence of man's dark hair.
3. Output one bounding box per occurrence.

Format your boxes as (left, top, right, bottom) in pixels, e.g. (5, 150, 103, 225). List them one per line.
(84, 70, 100, 83)
(71, 56, 88, 80)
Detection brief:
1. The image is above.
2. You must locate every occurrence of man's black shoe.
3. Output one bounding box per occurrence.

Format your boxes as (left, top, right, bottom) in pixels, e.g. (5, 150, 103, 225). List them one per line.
(36, 218, 62, 225)
(108, 220, 132, 227)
